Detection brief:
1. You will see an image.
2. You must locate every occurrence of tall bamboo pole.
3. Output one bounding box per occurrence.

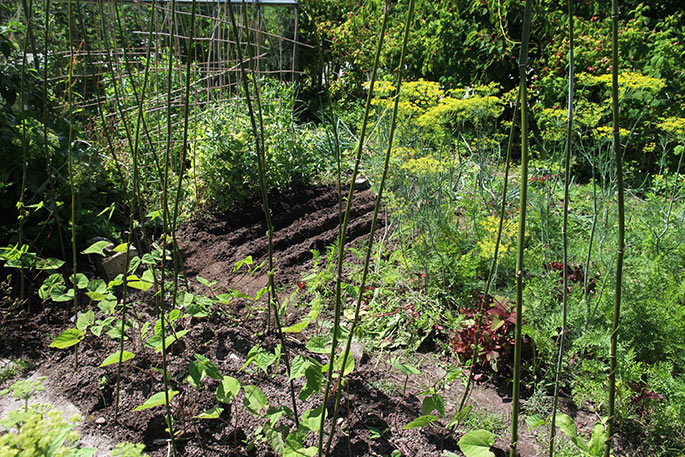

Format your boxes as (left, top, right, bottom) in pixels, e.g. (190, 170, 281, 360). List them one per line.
(66, 0, 80, 371)
(549, 1, 575, 454)
(43, 0, 67, 263)
(158, 0, 180, 452)
(605, 0, 625, 454)
(325, 2, 416, 454)
(226, 0, 300, 424)
(317, 4, 389, 455)
(510, 0, 533, 455)
(18, 0, 34, 302)
(113, 0, 159, 423)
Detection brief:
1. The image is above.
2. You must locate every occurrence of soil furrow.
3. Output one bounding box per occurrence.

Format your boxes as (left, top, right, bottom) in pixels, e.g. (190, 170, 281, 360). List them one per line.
(177, 184, 378, 294)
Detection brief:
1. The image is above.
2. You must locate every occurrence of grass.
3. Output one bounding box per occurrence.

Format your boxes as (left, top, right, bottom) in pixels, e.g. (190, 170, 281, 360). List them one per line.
(462, 409, 509, 436)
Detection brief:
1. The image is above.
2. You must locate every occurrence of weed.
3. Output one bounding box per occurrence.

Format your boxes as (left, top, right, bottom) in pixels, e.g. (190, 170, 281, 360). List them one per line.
(0, 359, 34, 384)
(461, 410, 508, 436)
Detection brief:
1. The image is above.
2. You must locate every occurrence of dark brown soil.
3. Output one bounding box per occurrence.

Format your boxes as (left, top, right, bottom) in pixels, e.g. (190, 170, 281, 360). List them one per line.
(0, 184, 638, 457)
(177, 184, 378, 298)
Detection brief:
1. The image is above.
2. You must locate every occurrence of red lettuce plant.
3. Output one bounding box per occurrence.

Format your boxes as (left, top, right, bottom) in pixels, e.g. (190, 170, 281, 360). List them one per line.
(451, 294, 517, 372)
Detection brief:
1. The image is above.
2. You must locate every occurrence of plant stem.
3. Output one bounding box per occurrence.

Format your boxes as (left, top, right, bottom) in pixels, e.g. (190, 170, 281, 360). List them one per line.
(549, 1, 574, 454)
(167, 0, 197, 364)
(65, 0, 80, 372)
(655, 149, 683, 253)
(96, 0, 144, 421)
(605, 0, 625, 454)
(42, 0, 67, 264)
(510, 1, 533, 455)
(317, 4, 389, 455)
(113, 0, 159, 423)
(583, 155, 598, 329)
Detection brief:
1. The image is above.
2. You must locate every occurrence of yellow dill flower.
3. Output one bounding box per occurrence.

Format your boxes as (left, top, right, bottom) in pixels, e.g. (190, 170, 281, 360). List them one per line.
(593, 126, 631, 139)
(579, 71, 665, 99)
(538, 107, 568, 142)
(657, 117, 685, 140)
(478, 215, 517, 259)
(575, 100, 604, 129)
(400, 156, 446, 175)
(644, 142, 657, 154)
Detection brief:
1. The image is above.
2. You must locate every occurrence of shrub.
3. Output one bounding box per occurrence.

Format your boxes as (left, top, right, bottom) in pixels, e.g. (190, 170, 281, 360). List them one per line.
(191, 79, 327, 210)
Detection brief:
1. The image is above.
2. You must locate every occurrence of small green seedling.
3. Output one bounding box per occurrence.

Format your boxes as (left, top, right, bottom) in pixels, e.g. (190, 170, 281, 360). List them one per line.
(554, 413, 610, 457)
(0, 358, 33, 383)
(241, 344, 281, 376)
(0, 376, 46, 411)
(112, 442, 149, 457)
(132, 390, 179, 412)
(366, 425, 388, 440)
(388, 357, 420, 396)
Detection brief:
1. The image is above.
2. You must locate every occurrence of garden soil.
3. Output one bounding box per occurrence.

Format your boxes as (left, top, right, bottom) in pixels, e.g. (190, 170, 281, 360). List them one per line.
(0, 184, 610, 457)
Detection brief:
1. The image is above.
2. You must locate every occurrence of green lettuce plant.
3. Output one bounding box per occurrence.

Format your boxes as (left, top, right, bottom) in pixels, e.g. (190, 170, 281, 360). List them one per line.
(555, 413, 609, 457)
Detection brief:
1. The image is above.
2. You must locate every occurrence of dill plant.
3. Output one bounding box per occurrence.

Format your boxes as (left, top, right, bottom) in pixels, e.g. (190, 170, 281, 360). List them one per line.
(477, 215, 517, 260)
(0, 408, 84, 457)
(369, 80, 508, 294)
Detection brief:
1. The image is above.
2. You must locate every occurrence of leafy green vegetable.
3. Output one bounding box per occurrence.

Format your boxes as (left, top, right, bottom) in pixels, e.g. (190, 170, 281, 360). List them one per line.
(194, 407, 224, 420)
(132, 390, 179, 412)
(243, 385, 269, 416)
(100, 351, 135, 367)
(554, 413, 608, 457)
(215, 376, 241, 403)
(389, 358, 420, 376)
(82, 240, 112, 256)
(49, 329, 85, 349)
(305, 336, 329, 354)
(402, 414, 438, 430)
(421, 393, 445, 417)
(458, 429, 495, 457)
(299, 365, 323, 402)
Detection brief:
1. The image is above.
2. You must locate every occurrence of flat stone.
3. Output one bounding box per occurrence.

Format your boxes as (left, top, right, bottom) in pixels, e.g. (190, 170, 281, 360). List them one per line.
(88, 238, 139, 281)
(99, 248, 139, 282)
(349, 341, 365, 365)
(0, 359, 13, 371)
(354, 177, 370, 190)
